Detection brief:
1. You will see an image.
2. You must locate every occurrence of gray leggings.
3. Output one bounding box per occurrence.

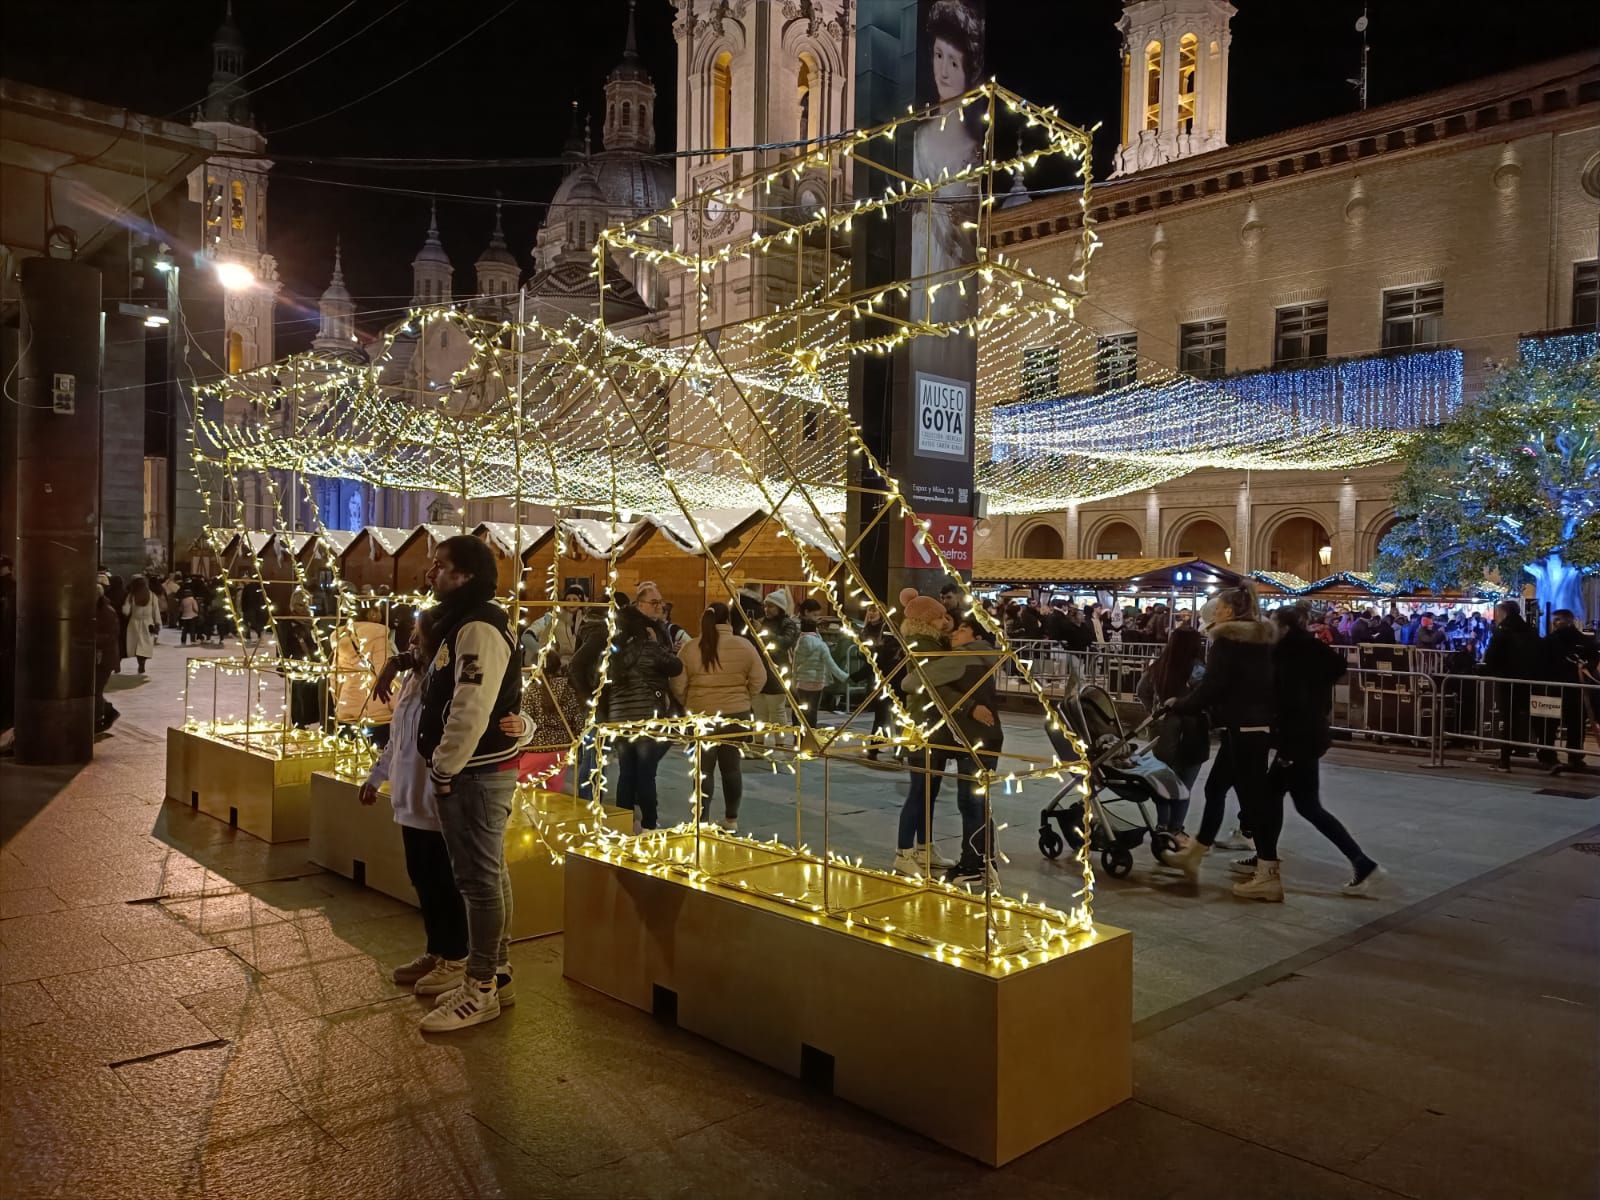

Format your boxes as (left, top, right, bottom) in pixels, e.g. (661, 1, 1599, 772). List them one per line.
(697, 716, 750, 821)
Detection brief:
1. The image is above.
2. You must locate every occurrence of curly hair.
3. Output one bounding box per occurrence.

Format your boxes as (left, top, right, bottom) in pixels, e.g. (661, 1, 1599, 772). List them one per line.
(927, 0, 985, 86)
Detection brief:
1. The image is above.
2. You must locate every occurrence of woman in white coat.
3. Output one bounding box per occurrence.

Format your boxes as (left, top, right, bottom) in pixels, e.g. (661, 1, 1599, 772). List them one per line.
(334, 606, 396, 744)
(121, 576, 161, 674)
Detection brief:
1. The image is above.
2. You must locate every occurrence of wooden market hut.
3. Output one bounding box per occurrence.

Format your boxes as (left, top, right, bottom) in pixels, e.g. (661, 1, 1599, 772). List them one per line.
(707, 507, 844, 612)
(527, 518, 646, 604)
(472, 522, 553, 597)
(388, 523, 464, 596)
(617, 508, 763, 620)
(338, 525, 413, 594)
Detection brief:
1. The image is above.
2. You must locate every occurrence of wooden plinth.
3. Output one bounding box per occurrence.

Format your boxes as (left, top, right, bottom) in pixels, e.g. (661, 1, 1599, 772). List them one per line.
(563, 834, 1133, 1166)
(165, 726, 333, 843)
(309, 772, 630, 940)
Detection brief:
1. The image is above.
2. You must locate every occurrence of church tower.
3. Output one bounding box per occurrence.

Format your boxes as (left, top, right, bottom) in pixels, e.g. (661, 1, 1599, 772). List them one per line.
(667, 0, 856, 334)
(1113, 0, 1234, 176)
(474, 203, 520, 306)
(603, 1, 656, 153)
(311, 239, 361, 359)
(190, 0, 279, 371)
(411, 199, 454, 306)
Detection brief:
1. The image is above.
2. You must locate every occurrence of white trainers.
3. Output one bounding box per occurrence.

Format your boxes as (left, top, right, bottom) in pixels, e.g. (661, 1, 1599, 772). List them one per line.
(892, 849, 925, 878)
(1232, 858, 1284, 902)
(494, 968, 516, 1008)
(917, 841, 954, 868)
(1216, 827, 1255, 851)
(420, 978, 500, 1032)
(390, 952, 439, 986)
(723, 818, 738, 833)
(1227, 855, 1258, 877)
(413, 958, 467, 995)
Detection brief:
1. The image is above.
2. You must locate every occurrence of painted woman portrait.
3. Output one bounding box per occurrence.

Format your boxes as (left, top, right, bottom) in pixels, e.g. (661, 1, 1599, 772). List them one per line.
(911, 0, 985, 331)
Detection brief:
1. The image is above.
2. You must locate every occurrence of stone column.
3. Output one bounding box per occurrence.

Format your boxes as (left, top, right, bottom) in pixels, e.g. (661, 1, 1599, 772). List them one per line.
(1337, 481, 1358, 572)
(1233, 483, 1252, 573)
(1145, 491, 1162, 558)
(1065, 503, 1080, 558)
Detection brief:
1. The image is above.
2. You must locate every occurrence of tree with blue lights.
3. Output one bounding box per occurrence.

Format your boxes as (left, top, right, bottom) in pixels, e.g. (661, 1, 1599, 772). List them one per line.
(1375, 353, 1599, 627)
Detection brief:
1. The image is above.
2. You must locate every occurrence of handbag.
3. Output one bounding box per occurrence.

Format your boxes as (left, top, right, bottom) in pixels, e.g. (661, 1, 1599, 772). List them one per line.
(1151, 709, 1209, 769)
(522, 672, 588, 749)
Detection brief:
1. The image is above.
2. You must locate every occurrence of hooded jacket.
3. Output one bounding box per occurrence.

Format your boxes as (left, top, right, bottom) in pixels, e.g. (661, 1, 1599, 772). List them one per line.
(1271, 625, 1347, 759)
(755, 591, 800, 695)
(1174, 617, 1277, 729)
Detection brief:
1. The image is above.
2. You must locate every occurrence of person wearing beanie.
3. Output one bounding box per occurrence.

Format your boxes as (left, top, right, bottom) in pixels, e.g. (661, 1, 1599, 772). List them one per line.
(752, 590, 800, 746)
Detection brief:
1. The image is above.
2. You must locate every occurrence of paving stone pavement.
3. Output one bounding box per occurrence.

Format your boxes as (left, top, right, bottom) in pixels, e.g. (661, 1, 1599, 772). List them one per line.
(2, 641, 1596, 1199)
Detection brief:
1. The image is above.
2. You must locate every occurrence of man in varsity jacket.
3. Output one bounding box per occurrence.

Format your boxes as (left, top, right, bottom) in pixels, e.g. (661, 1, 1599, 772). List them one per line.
(415, 535, 524, 1032)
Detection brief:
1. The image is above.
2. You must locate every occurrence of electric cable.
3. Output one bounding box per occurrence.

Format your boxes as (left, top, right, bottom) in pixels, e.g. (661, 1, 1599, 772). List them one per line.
(165, 0, 363, 117)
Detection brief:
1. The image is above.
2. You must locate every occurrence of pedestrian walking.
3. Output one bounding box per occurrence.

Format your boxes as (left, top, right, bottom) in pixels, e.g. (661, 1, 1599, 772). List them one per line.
(94, 587, 121, 733)
(121, 576, 160, 674)
(1137, 626, 1209, 845)
(413, 535, 525, 1033)
(1165, 587, 1279, 897)
(1230, 605, 1383, 895)
(671, 601, 765, 829)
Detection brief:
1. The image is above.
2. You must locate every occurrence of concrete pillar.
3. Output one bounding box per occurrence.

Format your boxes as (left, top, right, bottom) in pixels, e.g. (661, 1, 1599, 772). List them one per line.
(1065, 504, 1080, 558)
(1145, 491, 1162, 558)
(1337, 481, 1358, 572)
(13, 257, 101, 764)
(1234, 483, 1252, 573)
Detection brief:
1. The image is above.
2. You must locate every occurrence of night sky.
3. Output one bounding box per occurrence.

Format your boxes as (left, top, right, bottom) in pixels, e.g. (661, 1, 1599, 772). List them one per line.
(4, 0, 1593, 352)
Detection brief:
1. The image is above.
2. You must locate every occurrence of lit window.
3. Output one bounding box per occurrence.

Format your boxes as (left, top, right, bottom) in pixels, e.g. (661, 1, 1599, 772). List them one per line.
(1274, 302, 1329, 367)
(1095, 332, 1138, 391)
(1177, 34, 1198, 134)
(712, 51, 733, 156)
(1573, 260, 1598, 329)
(227, 330, 244, 373)
(1381, 284, 1444, 351)
(1143, 41, 1162, 131)
(797, 53, 816, 143)
(230, 180, 246, 232)
(1180, 319, 1226, 377)
(1021, 347, 1060, 400)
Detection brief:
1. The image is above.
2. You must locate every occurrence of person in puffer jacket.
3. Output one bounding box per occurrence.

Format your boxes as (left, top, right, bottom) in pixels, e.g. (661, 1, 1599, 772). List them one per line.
(791, 617, 848, 728)
(1166, 586, 1283, 900)
(671, 602, 765, 829)
(603, 604, 684, 830)
(334, 607, 395, 742)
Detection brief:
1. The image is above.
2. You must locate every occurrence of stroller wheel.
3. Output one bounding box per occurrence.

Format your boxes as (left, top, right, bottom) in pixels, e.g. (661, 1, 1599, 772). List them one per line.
(1100, 849, 1134, 879)
(1151, 831, 1179, 862)
(1038, 828, 1065, 860)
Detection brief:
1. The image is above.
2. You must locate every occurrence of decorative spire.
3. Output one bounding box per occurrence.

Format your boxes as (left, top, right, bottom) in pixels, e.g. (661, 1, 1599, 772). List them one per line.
(603, 0, 654, 151)
(427, 197, 440, 239)
(201, 0, 252, 126)
(624, 0, 639, 59)
(561, 100, 586, 165)
(330, 235, 345, 286)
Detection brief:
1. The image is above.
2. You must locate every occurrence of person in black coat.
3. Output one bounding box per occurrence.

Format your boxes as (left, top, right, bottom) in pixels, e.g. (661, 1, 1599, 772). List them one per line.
(1543, 610, 1599, 774)
(1256, 605, 1383, 892)
(1166, 586, 1281, 898)
(1485, 601, 1544, 771)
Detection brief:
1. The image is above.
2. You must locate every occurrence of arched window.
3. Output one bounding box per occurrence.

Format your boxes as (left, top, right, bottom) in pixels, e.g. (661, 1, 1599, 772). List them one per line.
(622, 100, 632, 130)
(1143, 40, 1162, 131)
(230, 179, 247, 232)
(1177, 34, 1198, 134)
(797, 52, 816, 143)
(711, 50, 733, 156)
(227, 330, 244, 373)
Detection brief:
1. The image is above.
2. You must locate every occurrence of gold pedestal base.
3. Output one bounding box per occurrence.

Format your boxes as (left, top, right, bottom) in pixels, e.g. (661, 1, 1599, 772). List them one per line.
(563, 833, 1133, 1166)
(309, 772, 630, 939)
(165, 726, 333, 843)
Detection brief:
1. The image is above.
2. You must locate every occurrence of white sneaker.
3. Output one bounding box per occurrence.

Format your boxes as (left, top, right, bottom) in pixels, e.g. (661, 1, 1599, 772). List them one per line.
(1216, 827, 1254, 851)
(1231, 858, 1284, 902)
(723, 818, 738, 833)
(413, 957, 466, 995)
(391, 952, 439, 986)
(916, 841, 954, 868)
(892, 849, 925, 878)
(1227, 855, 1258, 877)
(494, 968, 516, 1008)
(420, 978, 500, 1032)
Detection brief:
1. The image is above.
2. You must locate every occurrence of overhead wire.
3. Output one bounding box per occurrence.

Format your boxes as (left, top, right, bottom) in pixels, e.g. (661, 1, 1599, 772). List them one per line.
(266, 0, 523, 135)
(165, 0, 364, 117)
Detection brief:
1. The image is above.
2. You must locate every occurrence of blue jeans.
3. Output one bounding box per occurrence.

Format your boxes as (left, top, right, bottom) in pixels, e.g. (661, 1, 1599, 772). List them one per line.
(436, 768, 515, 982)
(575, 732, 597, 801)
(951, 735, 1003, 874)
(897, 747, 951, 850)
(615, 737, 668, 828)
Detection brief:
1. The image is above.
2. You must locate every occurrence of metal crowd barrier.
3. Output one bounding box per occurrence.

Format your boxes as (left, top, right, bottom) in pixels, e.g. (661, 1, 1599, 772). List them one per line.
(1329, 667, 1440, 752)
(1430, 672, 1600, 769)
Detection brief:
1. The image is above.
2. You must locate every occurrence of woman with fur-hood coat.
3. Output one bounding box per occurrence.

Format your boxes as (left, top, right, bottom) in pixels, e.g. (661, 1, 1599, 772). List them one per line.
(1167, 587, 1286, 901)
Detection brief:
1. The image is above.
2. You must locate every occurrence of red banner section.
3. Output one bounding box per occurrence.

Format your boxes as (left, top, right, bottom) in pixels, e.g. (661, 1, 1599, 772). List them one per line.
(904, 514, 975, 571)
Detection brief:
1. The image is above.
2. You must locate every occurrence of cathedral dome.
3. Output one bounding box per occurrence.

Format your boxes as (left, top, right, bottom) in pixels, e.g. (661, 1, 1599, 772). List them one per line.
(550, 151, 673, 220)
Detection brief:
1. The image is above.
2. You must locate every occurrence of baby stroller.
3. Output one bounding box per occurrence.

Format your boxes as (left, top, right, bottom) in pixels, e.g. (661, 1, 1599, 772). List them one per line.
(1037, 684, 1188, 878)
